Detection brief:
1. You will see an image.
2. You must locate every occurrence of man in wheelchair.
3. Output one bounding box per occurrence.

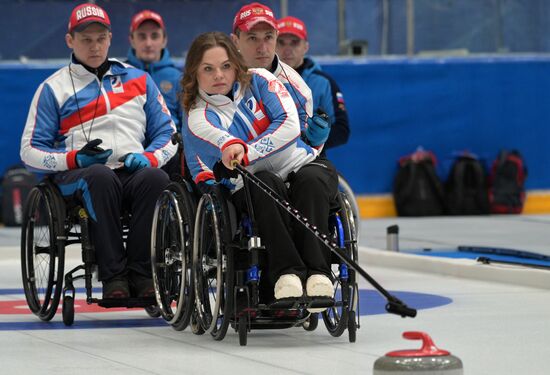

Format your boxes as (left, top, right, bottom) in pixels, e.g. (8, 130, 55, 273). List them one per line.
(20, 3, 177, 300)
(180, 32, 339, 306)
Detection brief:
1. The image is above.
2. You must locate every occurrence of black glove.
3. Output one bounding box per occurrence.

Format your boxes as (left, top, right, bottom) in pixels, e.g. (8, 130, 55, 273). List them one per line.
(213, 160, 239, 182)
(76, 139, 112, 168)
(197, 179, 216, 195)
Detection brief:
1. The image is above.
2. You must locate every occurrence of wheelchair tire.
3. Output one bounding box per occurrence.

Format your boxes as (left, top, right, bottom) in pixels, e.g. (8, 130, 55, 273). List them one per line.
(62, 296, 75, 326)
(302, 312, 319, 331)
(144, 306, 161, 318)
(238, 315, 248, 346)
(348, 310, 357, 343)
(21, 183, 66, 321)
(190, 309, 205, 335)
(338, 174, 360, 240)
(151, 181, 196, 330)
(193, 192, 234, 341)
(323, 192, 359, 338)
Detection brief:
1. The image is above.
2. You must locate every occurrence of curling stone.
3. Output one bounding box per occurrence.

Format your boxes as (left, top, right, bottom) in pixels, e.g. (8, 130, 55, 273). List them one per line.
(373, 331, 463, 375)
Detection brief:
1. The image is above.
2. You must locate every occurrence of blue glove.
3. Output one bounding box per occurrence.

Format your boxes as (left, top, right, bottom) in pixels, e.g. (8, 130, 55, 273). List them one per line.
(76, 139, 113, 168)
(305, 109, 331, 147)
(120, 153, 151, 173)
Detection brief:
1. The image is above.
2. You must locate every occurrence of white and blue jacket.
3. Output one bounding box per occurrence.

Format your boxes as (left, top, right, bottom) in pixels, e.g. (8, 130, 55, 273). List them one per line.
(21, 58, 177, 173)
(183, 68, 317, 191)
(127, 48, 183, 131)
(271, 55, 313, 133)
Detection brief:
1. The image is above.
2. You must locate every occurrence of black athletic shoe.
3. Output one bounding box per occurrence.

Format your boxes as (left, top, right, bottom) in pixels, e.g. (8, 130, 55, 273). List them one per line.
(129, 273, 155, 298)
(102, 276, 130, 299)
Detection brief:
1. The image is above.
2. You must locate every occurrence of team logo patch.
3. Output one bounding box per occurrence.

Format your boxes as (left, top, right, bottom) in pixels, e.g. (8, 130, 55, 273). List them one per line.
(245, 97, 265, 120)
(254, 138, 274, 154)
(216, 135, 231, 147)
(110, 76, 124, 94)
(268, 80, 289, 97)
(336, 92, 347, 111)
(161, 149, 170, 162)
(245, 98, 256, 112)
(160, 80, 173, 94)
(43, 155, 56, 169)
(76, 6, 106, 21)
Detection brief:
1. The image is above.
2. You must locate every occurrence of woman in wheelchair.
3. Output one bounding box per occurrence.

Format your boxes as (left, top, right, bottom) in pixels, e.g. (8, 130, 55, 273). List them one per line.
(181, 31, 339, 306)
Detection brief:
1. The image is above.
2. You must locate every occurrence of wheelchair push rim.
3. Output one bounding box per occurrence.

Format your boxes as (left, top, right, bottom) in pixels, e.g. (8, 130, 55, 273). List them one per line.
(151, 182, 195, 327)
(20, 184, 66, 321)
(192, 193, 232, 339)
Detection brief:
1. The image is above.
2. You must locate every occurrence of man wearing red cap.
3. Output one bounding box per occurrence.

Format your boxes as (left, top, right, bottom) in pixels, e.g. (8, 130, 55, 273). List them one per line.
(230, 3, 337, 305)
(277, 16, 350, 151)
(231, 2, 331, 150)
(21, 3, 177, 300)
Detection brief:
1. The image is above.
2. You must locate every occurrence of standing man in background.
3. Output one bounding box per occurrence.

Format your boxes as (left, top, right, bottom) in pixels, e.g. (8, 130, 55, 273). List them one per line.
(128, 10, 183, 174)
(277, 16, 350, 150)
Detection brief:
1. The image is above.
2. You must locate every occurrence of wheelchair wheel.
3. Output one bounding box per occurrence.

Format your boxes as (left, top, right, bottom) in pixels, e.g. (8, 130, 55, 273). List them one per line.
(190, 309, 205, 335)
(338, 174, 360, 240)
(323, 192, 359, 337)
(21, 183, 66, 321)
(193, 192, 234, 341)
(62, 295, 75, 326)
(302, 312, 319, 331)
(238, 315, 248, 346)
(144, 306, 161, 318)
(348, 310, 357, 343)
(151, 181, 196, 330)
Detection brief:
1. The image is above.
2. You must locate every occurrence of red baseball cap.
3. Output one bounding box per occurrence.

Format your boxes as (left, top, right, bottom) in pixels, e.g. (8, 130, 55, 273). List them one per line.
(233, 2, 277, 33)
(130, 10, 166, 33)
(277, 16, 307, 40)
(68, 3, 111, 33)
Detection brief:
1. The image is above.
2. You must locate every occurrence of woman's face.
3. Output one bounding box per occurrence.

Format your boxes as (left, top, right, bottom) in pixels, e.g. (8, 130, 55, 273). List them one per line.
(197, 46, 236, 96)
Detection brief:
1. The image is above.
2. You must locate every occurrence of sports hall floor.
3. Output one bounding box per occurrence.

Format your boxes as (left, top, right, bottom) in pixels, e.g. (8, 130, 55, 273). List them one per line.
(1, 214, 549, 375)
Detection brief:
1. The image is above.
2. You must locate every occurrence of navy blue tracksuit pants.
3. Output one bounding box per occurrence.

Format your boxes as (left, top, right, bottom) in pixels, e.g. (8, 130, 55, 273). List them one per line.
(232, 158, 339, 296)
(53, 164, 169, 281)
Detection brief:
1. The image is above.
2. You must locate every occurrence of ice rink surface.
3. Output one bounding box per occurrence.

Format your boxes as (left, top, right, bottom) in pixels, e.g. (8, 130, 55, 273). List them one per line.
(1, 215, 549, 374)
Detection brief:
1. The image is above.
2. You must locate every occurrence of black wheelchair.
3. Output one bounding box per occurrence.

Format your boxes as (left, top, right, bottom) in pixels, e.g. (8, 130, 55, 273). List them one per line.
(337, 173, 361, 240)
(150, 175, 197, 331)
(21, 179, 158, 326)
(151, 167, 360, 345)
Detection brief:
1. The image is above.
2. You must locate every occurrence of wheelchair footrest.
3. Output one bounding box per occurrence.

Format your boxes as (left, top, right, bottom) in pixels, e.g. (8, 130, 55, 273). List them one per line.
(267, 298, 302, 310)
(266, 296, 335, 310)
(307, 296, 335, 309)
(95, 297, 156, 308)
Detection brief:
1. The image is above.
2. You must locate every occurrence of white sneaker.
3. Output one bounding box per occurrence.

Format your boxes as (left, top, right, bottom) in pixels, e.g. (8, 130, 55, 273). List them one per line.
(274, 274, 303, 299)
(306, 274, 334, 313)
(306, 274, 333, 297)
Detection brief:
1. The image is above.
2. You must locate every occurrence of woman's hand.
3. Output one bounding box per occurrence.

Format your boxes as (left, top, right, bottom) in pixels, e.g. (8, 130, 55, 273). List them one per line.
(221, 143, 245, 169)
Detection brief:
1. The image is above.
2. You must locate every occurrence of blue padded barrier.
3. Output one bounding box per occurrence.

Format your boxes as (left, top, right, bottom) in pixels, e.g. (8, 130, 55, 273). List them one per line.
(322, 55, 550, 194)
(2, 56, 550, 195)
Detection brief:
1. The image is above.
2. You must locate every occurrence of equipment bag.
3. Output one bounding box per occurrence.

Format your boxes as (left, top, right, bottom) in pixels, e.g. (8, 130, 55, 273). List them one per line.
(489, 150, 527, 214)
(445, 153, 489, 215)
(1, 165, 37, 226)
(393, 149, 445, 216)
